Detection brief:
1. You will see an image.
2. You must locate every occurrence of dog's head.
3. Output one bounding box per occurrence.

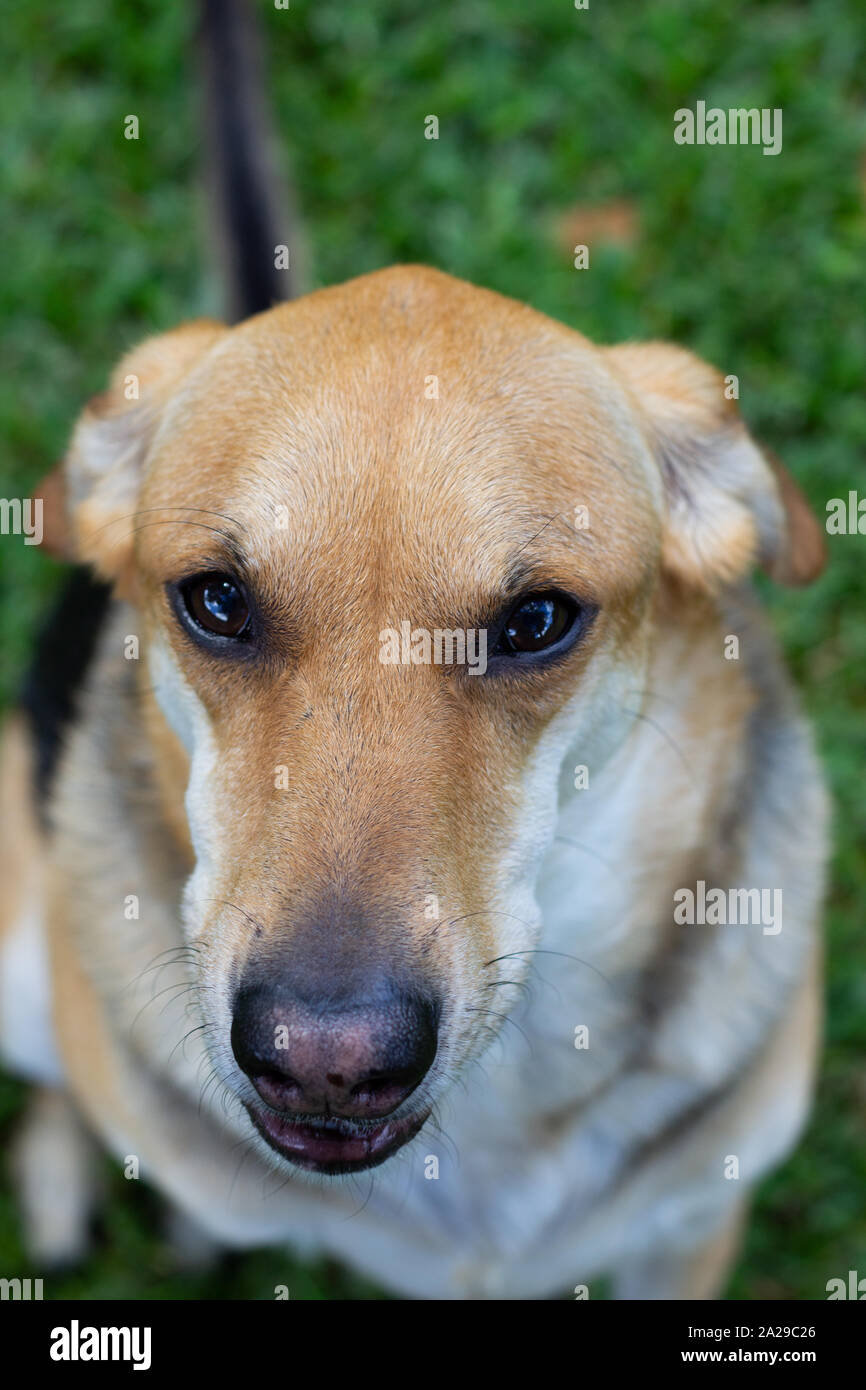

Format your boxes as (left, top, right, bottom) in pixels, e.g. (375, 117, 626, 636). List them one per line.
(59, 267, 823, 1174)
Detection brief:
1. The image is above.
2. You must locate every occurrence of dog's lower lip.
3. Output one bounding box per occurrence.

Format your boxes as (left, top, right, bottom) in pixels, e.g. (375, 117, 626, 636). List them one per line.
(247, 1104, 430, 1173)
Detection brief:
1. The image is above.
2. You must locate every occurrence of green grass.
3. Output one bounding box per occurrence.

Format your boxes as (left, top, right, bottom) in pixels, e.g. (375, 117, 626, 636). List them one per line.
(1, 0, 864, 1298)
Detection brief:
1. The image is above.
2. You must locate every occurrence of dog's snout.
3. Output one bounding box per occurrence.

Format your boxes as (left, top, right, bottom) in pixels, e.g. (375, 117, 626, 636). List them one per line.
(231, 981, 438, 1120)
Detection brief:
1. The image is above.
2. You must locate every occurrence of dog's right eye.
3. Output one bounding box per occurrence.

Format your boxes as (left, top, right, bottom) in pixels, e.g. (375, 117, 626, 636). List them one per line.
(178, 573, 251, 640)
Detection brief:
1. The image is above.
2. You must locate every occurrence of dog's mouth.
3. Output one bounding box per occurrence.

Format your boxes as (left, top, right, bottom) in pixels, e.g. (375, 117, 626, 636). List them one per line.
(246, 1102, 430, 1174)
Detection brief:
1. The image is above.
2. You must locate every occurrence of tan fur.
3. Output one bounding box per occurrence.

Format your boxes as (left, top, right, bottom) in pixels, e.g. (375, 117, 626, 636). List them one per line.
(0, 716, 40, 948)
(0, 267, 828, 1297)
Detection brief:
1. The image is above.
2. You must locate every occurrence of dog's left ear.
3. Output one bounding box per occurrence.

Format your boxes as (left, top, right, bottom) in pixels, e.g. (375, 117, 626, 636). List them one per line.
(31, 463, 72, 559)
(606, 342, 826, 592)
(64, 320, 228, 586)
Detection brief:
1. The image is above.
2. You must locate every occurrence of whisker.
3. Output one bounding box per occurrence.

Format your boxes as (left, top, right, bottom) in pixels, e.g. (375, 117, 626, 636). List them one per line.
(124, 944, 202, 994)
(89, 504, 246, 543)
(128, 519, 239, 543)
(484, 946, 611, 989)
(204, 898, 266, 936)
(482, 977, 532, 1002)
(425, 1111, 461, 1169)
(166, 1020, 214, 1066)
(512, 512, 569, 558)
(443, 909, 538, 933)
(621, 705, 695, 780)
(465, 1006, 533, 1055)
(554, 834, 618, 875)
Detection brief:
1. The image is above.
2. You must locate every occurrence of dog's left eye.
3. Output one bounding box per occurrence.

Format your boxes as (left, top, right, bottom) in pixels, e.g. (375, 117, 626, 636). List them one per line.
(493, 592, 579, 657)
(179, 573, 251, 639)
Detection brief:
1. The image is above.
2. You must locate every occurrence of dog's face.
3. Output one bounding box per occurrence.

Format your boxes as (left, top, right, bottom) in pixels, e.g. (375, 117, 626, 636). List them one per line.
(63, 267, 810, 1174)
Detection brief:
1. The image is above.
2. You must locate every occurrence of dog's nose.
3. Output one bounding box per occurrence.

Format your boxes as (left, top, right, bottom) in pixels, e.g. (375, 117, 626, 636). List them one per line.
(230, 981, 438, 1120)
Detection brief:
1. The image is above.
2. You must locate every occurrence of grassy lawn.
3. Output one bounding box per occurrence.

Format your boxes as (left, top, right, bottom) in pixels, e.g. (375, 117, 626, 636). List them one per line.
(1, 0, 864, 1298)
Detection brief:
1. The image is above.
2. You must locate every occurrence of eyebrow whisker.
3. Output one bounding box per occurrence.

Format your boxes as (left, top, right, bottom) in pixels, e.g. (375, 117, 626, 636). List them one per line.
(128, 519, 239, 543)
(512, 512, 568, 559)
(88, 505, 246, 544)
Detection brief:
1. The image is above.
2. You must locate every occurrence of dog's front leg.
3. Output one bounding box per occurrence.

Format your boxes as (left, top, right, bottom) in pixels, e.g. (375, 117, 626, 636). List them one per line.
(611, 1199, 749, 1300)
(10, 1084, 100, 1267)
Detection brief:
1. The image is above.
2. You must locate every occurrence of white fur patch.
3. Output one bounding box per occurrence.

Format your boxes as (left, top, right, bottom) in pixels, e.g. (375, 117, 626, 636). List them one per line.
(0, 902, 64, 1084)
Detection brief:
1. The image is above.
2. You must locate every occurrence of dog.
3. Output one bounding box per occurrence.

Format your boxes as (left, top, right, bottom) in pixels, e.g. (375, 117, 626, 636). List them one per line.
(0, 1, 829, 1300)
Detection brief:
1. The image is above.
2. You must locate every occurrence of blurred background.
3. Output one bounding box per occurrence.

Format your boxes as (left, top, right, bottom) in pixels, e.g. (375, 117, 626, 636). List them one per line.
(1, 0, 864, 1298)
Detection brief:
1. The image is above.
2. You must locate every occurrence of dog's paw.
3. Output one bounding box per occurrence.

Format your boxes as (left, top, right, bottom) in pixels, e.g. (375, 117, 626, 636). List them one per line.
(10, 1086, 99, 1268)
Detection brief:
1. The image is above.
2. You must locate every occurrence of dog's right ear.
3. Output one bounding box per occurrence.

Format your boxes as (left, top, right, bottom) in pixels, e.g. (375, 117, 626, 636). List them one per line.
(64, 320, 227, 585)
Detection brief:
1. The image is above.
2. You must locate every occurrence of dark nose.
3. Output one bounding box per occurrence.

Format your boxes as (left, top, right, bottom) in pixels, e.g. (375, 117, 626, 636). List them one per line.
(230, 981, 438, 1120)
